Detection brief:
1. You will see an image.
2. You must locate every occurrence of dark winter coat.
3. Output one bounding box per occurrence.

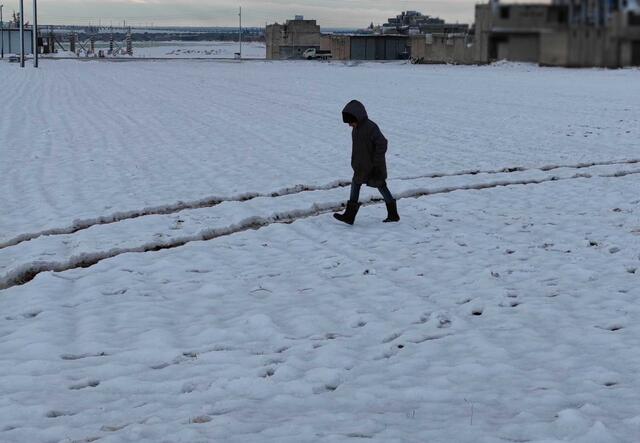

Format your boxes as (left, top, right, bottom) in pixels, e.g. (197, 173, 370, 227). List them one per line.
(342, 100, 388, 188)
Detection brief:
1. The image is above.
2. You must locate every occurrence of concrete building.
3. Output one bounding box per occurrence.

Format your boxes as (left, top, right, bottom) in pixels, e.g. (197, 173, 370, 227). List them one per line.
(266, 16, 410, 61)
(0, 29, 34, 55)
(266, 17, 321, 60)
(267, 3, 639, 67)
(326, 35, 410, 61)
(474, 0, 640, 67)
(410, 34, 475, 65)
(543, 0, 640, 66)
(383, 10, 469, 36)
(474, 3, 570, 64)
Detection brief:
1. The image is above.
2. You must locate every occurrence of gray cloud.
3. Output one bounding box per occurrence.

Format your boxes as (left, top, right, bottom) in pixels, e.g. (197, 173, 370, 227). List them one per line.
(4, 0, 548, 27)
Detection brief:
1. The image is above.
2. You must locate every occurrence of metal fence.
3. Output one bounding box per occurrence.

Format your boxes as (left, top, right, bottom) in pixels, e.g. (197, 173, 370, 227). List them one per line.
(0, 29, 33, 55)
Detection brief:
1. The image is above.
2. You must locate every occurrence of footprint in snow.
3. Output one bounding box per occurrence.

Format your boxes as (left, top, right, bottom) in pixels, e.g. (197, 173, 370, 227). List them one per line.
(61, 352, 107, 360)
(46, 410, 76, 418)
(413, 312, 431, 324)
(313, 383, 339, 394)
(437, 314, 452, 328)
(69, 380, 100, 390)
(596, 324, 624, 332)
(101, 423, 129, 432)
(260, 367, 276, 378)
(101, 288, 127, 296)
(500, 299, 521, 308)
(382, 331, 402, 344)
(5, 310, 42, 320)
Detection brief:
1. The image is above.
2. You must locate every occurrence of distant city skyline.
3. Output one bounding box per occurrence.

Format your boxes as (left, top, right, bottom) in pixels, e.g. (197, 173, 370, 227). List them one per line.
(1, 0, 551, 27)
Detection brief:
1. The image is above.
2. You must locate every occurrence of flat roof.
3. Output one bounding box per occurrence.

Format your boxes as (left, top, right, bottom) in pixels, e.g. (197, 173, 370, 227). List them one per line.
(322, 33, 409, 38)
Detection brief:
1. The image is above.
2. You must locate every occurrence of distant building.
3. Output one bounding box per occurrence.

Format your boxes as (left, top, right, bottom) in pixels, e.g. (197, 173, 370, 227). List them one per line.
(544, 0, 640, 66)
(383, 10, 469, 36)
(267, 2, 640, 67)
(474, 0, 640, 67)
(326, 35, 410, 61)
(410, 33, 475, 65)
(411, 0, 640, 67)
(0, 28, 34, 55)
(474, 3, 570, 64)
(266, 17, 321, 60)
(266, 16, 410, 61)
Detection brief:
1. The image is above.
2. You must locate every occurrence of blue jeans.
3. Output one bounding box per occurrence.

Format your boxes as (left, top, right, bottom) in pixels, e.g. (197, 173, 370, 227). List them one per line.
(350, 183, 395, 204)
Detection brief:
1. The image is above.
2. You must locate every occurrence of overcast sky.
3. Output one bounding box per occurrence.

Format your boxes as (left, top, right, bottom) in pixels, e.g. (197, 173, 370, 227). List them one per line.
(2, 0, 548, 28)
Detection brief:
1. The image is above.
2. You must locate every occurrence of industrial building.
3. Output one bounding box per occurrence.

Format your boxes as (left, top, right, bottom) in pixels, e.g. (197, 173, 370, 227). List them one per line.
(0, 29, 34, 55)
(383, 10, 469, 36)
(266, 11, 452, 60)
(410, 34, 475, 65)
(474, 0, 640, 67)
(409, 0, 640, 67)
(268, 2, 640, 67)
(324, 35, 409, 61)
(474, 3, 570, 64)
(265, 16, 321, 60)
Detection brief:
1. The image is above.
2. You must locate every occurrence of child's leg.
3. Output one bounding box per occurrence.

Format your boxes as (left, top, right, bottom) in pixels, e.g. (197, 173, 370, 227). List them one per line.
(350, 182, 362, 203)
(378, 184, 395, 204)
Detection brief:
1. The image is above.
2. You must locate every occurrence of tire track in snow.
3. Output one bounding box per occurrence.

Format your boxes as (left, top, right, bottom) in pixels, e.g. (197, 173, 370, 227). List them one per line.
(2, 167, 639, 291)
(0, 181, 349, 250)
(2, 158, 639, 250)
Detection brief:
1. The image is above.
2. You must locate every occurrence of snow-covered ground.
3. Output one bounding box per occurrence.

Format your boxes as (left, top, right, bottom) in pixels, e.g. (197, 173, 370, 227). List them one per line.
(46, 41, 266, 59)
(132, 41, 265, 59)
(1, 60, 640, 442)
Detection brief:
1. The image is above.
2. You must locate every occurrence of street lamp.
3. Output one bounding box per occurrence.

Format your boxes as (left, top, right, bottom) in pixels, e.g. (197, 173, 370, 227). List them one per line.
(1, 4, 4, 59)
(19, 0, 25, 67)
(32, 0, 37, 67)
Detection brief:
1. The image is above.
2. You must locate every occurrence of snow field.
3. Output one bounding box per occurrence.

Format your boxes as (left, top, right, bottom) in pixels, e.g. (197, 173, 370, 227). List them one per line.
(132, 41, 266, 59)
(1, 173, 640, 442)
(1, 160, 640, 290)
(1, 60, 639, 243)
(1, 59, 640, 442)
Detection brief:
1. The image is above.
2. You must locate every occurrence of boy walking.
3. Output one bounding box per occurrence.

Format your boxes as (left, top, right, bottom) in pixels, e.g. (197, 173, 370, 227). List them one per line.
(334, 100, 400, 225)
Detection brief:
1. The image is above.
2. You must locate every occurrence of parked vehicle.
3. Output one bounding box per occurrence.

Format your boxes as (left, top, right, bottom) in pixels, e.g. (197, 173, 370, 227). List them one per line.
(303, 48, 332, 60)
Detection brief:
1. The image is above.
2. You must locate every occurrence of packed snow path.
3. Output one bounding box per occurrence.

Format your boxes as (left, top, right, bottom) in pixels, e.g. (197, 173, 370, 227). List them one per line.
(1, 160, 640, 290)
(2, 157, 638, 250)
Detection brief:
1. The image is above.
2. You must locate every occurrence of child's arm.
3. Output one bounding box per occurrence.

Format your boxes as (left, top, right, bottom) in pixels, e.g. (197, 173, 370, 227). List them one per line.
(371, 126, 388, 169)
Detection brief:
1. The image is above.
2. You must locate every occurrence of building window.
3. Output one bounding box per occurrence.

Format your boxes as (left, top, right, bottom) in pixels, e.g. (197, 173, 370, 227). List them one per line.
(630, 12, 640, 26)
(500, 6, 511, 19)
(558, 9, 568, 24)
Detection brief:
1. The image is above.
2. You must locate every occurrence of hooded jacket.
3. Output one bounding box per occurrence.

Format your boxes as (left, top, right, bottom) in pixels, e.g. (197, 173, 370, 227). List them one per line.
(342, 100, 388, 187)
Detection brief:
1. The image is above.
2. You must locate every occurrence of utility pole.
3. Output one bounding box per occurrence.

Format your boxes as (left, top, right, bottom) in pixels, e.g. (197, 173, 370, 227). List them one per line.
(32, 0, 37, 67)
(238, 6, 242, 59)
(20, 0, 24, 67)
(1, 4, 4, 59)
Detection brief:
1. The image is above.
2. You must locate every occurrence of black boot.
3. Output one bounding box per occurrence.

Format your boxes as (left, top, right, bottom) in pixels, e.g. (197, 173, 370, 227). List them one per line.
(334, 201, 360, 225)
(383, 200, 400, 223)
